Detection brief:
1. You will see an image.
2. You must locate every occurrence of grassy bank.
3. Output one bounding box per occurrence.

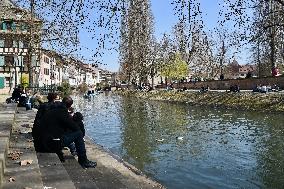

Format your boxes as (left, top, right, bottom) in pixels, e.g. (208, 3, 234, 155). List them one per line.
(114, 90, 284, 113)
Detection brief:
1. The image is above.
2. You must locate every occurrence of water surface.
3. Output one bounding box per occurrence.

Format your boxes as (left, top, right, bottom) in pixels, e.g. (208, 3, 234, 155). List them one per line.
(74, 93, 284, 189)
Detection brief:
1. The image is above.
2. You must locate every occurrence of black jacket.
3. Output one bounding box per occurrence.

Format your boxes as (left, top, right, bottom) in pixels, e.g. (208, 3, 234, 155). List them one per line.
(32, 101, 63, 139)
(39, 105, 80, 142)
(76, 121, 85, 137)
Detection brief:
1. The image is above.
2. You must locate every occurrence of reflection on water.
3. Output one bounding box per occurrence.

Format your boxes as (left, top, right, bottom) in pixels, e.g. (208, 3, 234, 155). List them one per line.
(73, 93, 284, 189)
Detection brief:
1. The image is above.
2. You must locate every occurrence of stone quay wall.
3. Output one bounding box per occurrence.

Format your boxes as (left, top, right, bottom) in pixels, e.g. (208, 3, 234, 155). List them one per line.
(115, 90, 284, 113)
(158, 76, 284, 90)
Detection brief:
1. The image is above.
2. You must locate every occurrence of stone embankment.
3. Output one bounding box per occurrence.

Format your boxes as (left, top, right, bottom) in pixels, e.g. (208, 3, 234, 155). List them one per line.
(115, 90, 284, 113)
(0, 103, 165, 189)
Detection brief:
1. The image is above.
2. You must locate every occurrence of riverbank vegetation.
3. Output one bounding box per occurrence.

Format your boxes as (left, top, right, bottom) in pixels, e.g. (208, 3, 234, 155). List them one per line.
(115, 90, 284, 113)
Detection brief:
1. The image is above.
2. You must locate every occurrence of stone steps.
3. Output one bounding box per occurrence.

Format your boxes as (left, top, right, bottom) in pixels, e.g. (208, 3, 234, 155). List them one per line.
(37, 153, 76, 189)
(0, 137, 9, 185)
(0, 104, 165, 189)
(60, 151, 99, 189)
(1, 107, 44, 189)
(0, 104, 16, 185)
(1, 106, 76, 189)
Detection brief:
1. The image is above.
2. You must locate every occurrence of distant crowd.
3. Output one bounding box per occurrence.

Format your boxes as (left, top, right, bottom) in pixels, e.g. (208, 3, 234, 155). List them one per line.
(252, 84, 281, 93)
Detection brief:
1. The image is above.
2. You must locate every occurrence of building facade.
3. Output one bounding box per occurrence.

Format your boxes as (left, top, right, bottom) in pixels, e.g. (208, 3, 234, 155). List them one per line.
(0, 0, 41, 93)
(38, 50, 63, 87)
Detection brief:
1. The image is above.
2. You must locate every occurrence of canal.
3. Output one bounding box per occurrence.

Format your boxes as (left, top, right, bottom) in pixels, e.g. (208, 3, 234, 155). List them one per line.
(74, 93, 284, 189)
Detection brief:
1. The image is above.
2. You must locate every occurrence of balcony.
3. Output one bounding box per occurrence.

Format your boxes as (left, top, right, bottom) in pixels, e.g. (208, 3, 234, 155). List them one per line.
(0, 47, 29, 55)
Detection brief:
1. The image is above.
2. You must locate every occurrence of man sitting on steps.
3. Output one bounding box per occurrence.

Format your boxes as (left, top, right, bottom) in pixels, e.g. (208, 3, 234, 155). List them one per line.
(33, 93, 60, 151)
(38, 96, 97, 169)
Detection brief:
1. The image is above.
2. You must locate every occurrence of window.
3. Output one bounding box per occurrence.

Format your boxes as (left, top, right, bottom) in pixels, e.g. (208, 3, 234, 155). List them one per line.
(23, 56, 28, 66)
(3, 21, 13, 30)
(20, 23, 28, 31)
(1, 22, 6, 30)
(23, 40, 29, 48)
(44, 56, 49, 64)
(11, 22, 16, 31)
(31, 55, 37, 66)
(19, 41, 23, 48)
(44, 68, 50, 75)
(5, 77, 10, 87)
(0, 56, 4, 66)
(17, 56, 23, 66)
(0, 39, 4, 47)
(13, 40, 18, 48)
(4, 38, 13, 48)
(4, 56, 14, 66)
(0, 77, 4, 89)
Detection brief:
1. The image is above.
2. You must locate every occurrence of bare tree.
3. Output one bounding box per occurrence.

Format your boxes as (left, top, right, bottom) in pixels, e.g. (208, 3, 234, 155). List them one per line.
(119, 0, 155, 86)
(221, 0, 284, 76)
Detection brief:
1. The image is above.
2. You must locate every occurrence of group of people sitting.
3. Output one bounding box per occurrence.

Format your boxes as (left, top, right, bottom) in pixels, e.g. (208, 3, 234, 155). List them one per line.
(229, 85, 240, 92)
(32, 93, 97, 169)
(6, 85, 29, 107)
(6, 85, 43, 110)
(200, 85, 210, 92)
(252, 84, 280, 93)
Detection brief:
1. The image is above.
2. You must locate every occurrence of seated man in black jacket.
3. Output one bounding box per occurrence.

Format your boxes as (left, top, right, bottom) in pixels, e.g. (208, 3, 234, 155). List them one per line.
(38, 96, 97, 169)
(33, 93, 60, 151)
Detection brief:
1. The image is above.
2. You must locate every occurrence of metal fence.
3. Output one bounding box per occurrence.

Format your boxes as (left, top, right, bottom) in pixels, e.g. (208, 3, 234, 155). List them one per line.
(26, 85, 57, 95)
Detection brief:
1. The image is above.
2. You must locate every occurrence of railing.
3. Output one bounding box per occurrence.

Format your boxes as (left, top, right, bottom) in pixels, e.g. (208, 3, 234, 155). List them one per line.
(26, 85, 57, 95)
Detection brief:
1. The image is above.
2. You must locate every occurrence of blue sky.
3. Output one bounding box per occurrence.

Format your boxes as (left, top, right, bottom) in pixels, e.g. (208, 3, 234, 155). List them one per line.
(82, 0, 225, 72)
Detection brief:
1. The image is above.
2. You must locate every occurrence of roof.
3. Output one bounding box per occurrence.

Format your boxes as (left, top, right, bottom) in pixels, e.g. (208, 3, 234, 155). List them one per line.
(0, 0, 42, 22)
(239, 65, 257, 73)
(0, 0, 16, 8)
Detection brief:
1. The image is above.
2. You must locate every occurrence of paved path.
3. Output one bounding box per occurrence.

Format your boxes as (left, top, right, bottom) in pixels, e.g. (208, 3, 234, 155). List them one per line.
(0, 94, 9, 103)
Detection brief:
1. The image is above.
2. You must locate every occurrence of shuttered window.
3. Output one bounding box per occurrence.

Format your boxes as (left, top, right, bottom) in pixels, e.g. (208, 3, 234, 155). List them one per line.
(1, 22, 7, 30)
(13, 40, 18, 48)
(4, 38, 13, 48)
(11, 22, 16, 31)
(18, 56, 23, 66)
(0, 39, 4, 47)
(20, 23, 28, 31)
(32, 55, 37, 66)
(19, 41, 23, 48)
(4, 56, 14, 66)
(0, 56, 4, 66)
(0, 77, 4, 89)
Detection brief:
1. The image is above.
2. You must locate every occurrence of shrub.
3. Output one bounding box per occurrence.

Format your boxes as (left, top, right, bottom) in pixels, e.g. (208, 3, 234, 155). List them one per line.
(58, 81, 72, 97)
(77, 83, 88, 94)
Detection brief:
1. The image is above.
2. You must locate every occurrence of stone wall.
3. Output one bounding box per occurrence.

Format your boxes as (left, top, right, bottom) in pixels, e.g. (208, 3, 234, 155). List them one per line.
(167, 76, 284, 90)
(115, 90, 284, 113)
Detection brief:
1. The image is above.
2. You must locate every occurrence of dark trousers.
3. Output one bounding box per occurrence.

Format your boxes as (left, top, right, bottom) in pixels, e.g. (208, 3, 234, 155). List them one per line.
(61, 131, 87, 162)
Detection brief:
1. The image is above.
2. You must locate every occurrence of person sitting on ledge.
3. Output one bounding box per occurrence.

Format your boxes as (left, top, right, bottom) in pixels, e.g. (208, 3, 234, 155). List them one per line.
(68, 112, 86, 156)
(200, 86, 205, 92)
(37, 96, 97, 169)
(252, 84, 259, 92)
(33, 93, 62, 151)
(11, 85, 23, 102)
(260, 85, 267, 93)
(200, 85, 209, 93)
(229, 85, 240, 92)
(272, 84, 280, 92)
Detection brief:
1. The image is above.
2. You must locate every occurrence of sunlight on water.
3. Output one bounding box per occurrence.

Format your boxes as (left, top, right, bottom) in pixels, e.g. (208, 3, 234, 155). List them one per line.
(74, 93, 284, 189)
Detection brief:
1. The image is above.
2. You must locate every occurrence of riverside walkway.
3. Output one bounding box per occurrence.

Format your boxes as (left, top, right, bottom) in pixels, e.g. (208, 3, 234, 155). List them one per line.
(0, 103, 164, 189)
